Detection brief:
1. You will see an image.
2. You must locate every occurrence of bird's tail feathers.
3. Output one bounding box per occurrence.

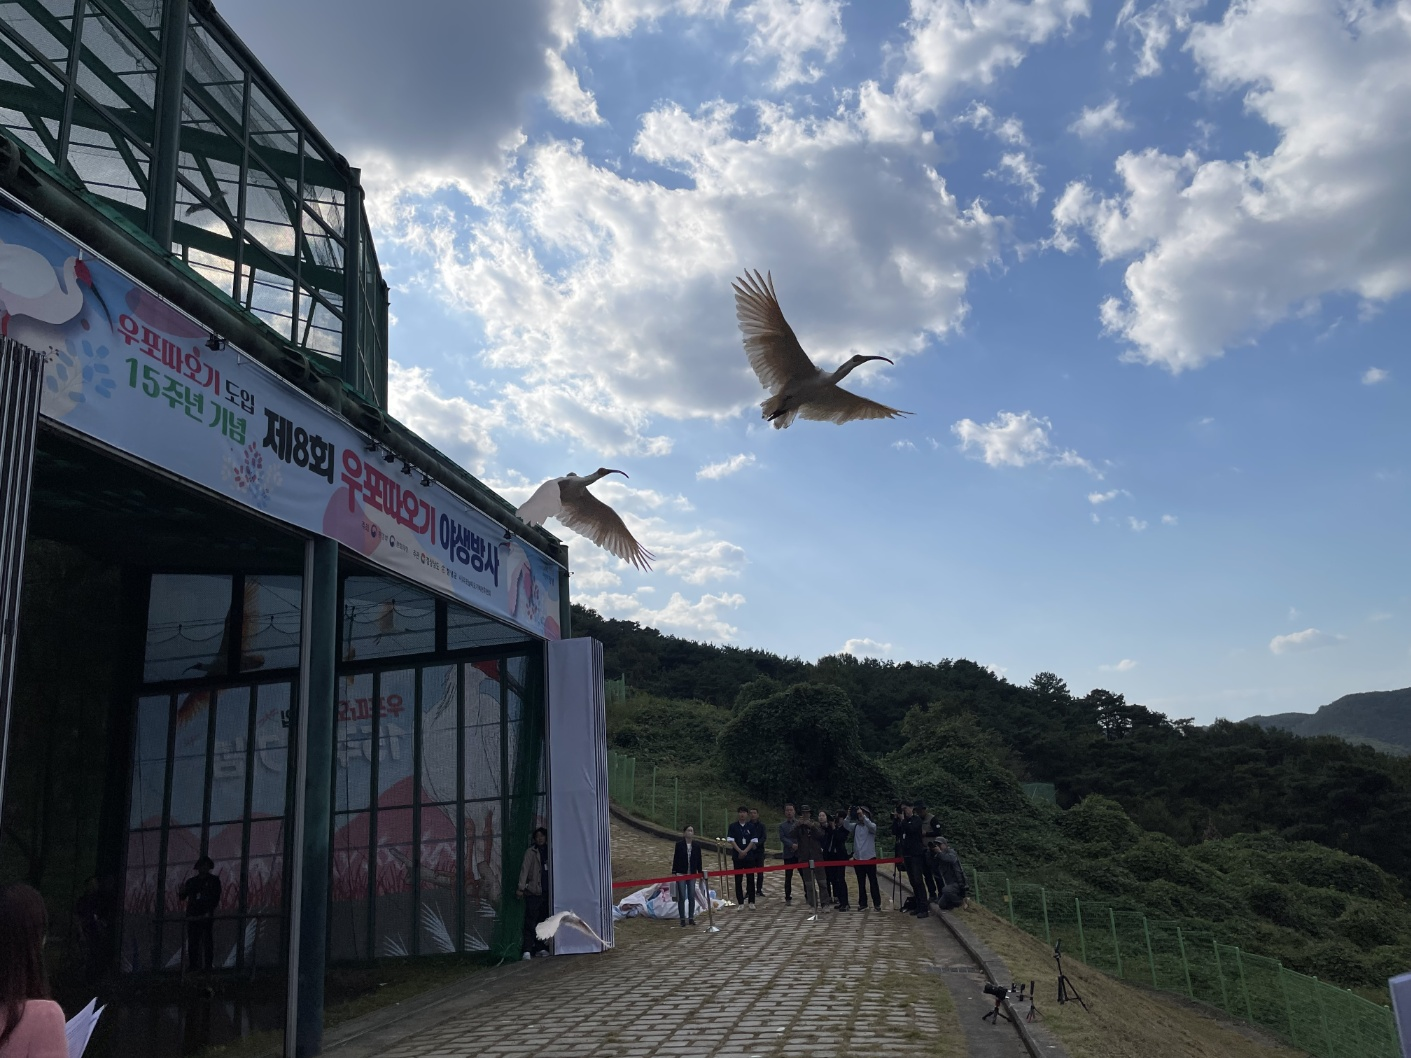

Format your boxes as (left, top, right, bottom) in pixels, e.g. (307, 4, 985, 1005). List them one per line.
(761, 394, 796, 429)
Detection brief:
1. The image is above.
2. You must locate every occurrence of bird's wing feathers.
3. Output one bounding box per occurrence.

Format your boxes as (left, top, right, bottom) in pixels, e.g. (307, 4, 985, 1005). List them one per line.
(535, 910, 611, 948)
(732, 269, 817, 391)
(558, 487, 654, 572)
(515, 478, 565, 527)
(799, 386, 912, 425)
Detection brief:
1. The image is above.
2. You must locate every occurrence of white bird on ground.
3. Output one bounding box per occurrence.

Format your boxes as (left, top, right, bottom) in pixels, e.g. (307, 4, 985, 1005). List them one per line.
(733, 269, 911, 429)
(515, 468, 653, 572)
(535, 910, 612, 949)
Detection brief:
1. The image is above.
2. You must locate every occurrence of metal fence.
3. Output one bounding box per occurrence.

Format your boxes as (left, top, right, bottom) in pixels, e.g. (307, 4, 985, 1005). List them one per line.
(607, 750, 760, 845)
(966, 869, 1401, 1058)
(1020, 782, 1056, 803)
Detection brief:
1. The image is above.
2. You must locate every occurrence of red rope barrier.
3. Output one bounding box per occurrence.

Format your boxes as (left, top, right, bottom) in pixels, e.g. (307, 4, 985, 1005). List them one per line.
(611, 857, 903, 889)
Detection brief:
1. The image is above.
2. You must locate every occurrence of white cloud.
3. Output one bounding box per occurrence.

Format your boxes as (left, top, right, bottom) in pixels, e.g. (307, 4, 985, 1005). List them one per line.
(737, 0, 846, 89)
(1161, 513, 1178, 525)
(580, 0, 731, 37)
(697, 453, 757, 480)
(1053, 0, 1411, 373)
(543, 49, 604, 125)
(1362, 367, 1390, 385)
(1115, 0, 1204, 78)
(892, 439, 918, 451)
(1099, 658, 1138, 672)
(1090, 511, 1101, 524)
(1127, 516, 1148, 531)
(842, 637, 892, 657)
(577, 588, 746, 640)
(895, 0, 1091, 114)
(1368, 611, 1394, 623)
(385, 360, 504, 475)
(991, 152, 1044, 204)
(959, 101, 1028, 145)
(1269, 627, 1345, 655)
(952, 410, 1097, 473)
(396, 96, 1000, 454)
(1068, 98, 1132, 138)
(1088, 488, 1126, 504)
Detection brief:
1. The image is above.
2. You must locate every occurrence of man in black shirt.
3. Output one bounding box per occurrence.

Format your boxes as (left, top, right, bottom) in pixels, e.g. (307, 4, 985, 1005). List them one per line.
(748, 808, 768, 897)
(178, 856, 222, 970)
(897, 803, 929, 919)
(727, 806, 759, 909)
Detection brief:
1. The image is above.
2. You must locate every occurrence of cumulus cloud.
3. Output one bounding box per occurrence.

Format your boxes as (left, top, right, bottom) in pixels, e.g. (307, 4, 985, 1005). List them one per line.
(580, 0, 731, 37)
(1099, 658, 1138, 672)
(403, 97, 1000, 453)
(1269, 627, 1345, 655)
(1128, 516, 1147, 531)
(892, 439, 918, 451)
(738, 0, 846, 89)
(385, 361, 504, 475)
(1069, 98, 1132, 138)
(577, 588, 746, 640)
(842, 637, 892, 657)
(959, 101, 1028, 145)
(697, 453, 757, 479)
(1114, 0, 1204, 78)
(1088, 489, 1127, 504)
(1052, 0, 1411, 372)
(991, 152, 1044, 204)
(952, 410, 1096, 473)
(544, 49, 604, 125)
(1161, 513, 1178, 525)
(895, 0, 1091, 114)
(1363, 367, 1390, 385)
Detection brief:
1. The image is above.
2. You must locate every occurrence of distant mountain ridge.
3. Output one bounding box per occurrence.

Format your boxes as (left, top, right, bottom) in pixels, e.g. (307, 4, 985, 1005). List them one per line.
(1244, 687, 1411, 755)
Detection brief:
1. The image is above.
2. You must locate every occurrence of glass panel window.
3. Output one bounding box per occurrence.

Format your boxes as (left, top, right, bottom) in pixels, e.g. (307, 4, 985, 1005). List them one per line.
(330, 810, 369, 962)
(463, 820, 501, 953)
(334, 673, 373, 812)
(144, 574, 233, 682)
(209, 687, 250, 824)
(375, 670, 415, 806)
(252, 683, 291, 817)
(130, 695, 170, 827)
(419, 666, 457, 805)
(419, 825, 457, 954)
(243, 575, 302, 671)
(341, 576, 435, 661)
(246, 818, 284, 914)
(446, 604, 530, 652)
(374, 807, 413, 957)
(168, 694, 211, 827)
(463, 663, 501, 802)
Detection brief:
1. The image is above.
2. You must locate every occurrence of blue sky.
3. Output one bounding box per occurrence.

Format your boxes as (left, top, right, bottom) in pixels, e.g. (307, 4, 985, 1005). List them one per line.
(225, 0, 1409, 723)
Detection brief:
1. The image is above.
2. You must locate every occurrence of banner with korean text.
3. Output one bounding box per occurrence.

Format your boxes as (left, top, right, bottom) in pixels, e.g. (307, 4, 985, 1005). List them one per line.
(1, 194, 561, 640)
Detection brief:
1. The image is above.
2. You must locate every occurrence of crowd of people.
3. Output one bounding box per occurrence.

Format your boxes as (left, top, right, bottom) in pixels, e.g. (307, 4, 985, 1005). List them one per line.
(697, 801, 968, 918)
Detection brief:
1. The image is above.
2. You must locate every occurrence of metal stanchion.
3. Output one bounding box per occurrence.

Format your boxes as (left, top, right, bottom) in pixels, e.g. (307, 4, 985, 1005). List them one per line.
(701, 868, 720, 933)
(805, 858, 821, 922)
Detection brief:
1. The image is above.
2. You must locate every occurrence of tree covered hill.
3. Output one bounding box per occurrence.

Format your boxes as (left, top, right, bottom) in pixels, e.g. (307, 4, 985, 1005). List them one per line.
(575, 605, 1411, 893)
(1245, 687, 1411, 756)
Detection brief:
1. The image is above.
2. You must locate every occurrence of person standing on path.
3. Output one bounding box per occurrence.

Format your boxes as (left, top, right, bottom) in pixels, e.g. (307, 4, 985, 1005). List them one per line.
(516, 827, 551, 958)
(727, 807, 758, 909)
(898, 803, 929, 919)
(778, 803, 800, 904)
(748, 808, 768, 897)
(794, 808, 827, 913)
(671, 825, 702, 927)
(825, 812, 851, 910)
(177, 855, 221, 971)
(845, 806, 882, 910)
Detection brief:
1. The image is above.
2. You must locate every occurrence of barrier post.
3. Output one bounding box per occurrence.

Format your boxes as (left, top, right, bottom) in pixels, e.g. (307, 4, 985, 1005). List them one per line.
(1006, 878, 1016, 925)
(1109, 907, 1123, 979)
(1075, 898, 1088, 964)
(1212, 938, 1230, 1011)
(1177, 927, 1194, 999)
(1041, 887, 1051, 944)
(1235, 947, 1254, 1021)
(1143, 916, 1157, 987)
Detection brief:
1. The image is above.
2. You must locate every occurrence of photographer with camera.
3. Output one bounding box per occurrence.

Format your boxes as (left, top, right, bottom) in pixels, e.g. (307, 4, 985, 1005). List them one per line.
(896, 802, 930, 918)
(778, 803, 800, 905)
(794, 805, 827, 913)
(931, 836, 968, 910)
(918, 806, 942, 904)
(824, 811, 851, 910)
(844, 806, 881, 910)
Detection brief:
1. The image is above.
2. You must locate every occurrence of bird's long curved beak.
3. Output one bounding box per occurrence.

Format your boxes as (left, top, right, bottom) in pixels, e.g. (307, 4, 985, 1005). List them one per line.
(606, 469, 629, 478)
(866, 356, 895, 366)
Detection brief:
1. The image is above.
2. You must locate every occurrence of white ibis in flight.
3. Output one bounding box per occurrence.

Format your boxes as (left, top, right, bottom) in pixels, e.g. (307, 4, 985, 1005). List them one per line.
(515, 468, 653, 572)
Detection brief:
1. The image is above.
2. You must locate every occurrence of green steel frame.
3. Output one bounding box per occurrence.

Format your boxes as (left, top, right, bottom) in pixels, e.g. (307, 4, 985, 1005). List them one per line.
(0, 0, 388, 403)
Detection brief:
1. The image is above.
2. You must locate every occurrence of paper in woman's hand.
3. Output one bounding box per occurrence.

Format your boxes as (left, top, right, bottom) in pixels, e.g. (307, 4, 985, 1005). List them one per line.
(64, 997, 105, 1058)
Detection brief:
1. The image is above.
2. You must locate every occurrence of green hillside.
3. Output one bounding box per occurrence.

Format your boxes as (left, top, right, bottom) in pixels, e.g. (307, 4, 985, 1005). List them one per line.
(581, 604, 1411, 998)
(1245, 687, 1411, 755)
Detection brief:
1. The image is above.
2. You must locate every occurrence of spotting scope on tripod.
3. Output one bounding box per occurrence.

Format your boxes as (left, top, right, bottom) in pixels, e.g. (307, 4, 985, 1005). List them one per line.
(1054, 940, 1089, 1012)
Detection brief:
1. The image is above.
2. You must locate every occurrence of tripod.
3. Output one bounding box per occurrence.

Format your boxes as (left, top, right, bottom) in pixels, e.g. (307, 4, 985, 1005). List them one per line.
(981, 994, 1012, 1024)
(1054, 941, 1089, 1012)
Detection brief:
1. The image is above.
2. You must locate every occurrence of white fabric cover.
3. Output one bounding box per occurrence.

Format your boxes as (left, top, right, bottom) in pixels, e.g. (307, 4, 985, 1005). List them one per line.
(546, 637, 613, 954)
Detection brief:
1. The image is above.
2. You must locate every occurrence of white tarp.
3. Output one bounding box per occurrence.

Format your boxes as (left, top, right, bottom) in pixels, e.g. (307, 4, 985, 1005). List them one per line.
(614, 881, 724, 920)
(546, 637, 612, 954)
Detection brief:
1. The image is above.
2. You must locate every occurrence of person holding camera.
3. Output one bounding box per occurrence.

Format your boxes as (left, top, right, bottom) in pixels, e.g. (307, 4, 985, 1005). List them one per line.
(844, 806, 881, 910)
(919, 806, 942, 903)
(794, 808, 827, 912)
(778, 803, 800, 904)
(897, 802, 929, 918)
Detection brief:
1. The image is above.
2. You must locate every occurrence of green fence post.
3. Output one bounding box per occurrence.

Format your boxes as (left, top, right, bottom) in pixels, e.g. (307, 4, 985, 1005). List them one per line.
(1006, 878, 1016, 925)
(1176, 927, 1194, 999)
(651, 765, 657, 821)
(973, 870, 980, 907)
(628, 756, 636, 810)
(1234, 947, 1254, 1022)
(1109, 908, 1123, 979)
(674, 777, 679, 831)
(1312, 977, 1333, 1057)
(1040, 888, 1051, 944)
(1212, 938, 1230, 1011)
(1142, 916, 1157, 987)
(1276, 968, 1297, 1050)
(1075, 898, 1088, 965)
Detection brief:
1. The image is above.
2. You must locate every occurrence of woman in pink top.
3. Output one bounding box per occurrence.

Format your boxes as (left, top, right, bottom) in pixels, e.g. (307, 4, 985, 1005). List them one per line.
(0, 882, 67, 1058)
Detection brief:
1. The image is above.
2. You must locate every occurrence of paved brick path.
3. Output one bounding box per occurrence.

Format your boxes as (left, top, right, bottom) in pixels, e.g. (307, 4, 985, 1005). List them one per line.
(324, 822, 1028, 1058)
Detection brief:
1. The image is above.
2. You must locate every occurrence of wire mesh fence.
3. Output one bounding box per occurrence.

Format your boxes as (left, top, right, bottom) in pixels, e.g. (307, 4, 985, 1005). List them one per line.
(606, 750, 747, 841)
(967, 870, 1399, 1058)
